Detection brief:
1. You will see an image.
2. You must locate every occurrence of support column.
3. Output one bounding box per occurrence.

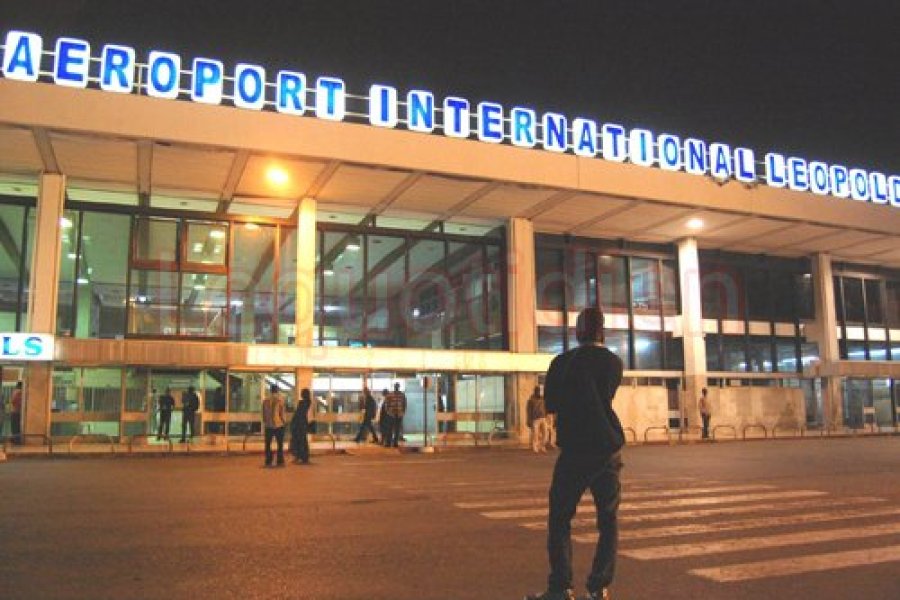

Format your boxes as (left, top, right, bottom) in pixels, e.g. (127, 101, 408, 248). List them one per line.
(294, 197, 317, 393)
(507, 218, 538, 440)
(809, 253, 843, 429)
(677, 238, 707, 430)
(24, 173, 66, 441)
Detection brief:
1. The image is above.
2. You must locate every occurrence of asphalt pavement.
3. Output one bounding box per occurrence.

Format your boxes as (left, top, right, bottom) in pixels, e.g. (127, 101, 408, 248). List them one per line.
(1, 438, 899, 599)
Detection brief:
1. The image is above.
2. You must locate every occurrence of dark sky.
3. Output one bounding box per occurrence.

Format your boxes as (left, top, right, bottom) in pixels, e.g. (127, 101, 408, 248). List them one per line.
(2, 1, 897, 173)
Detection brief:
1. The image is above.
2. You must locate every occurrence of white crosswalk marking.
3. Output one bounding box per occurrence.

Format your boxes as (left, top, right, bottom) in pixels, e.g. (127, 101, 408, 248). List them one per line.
(690, 545, 900, 582)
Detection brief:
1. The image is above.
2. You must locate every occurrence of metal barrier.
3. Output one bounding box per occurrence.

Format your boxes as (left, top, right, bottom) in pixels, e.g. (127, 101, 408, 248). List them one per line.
(2, 433, 54, 454)
(622, 427, 637, 443)
(742, 424, 769, 439)
(711, 425, 737, 440)
(436, 431, 478, 447)
(772, 424, 804, 438)
(240, 433, 265, 452)
(68, 433, 117, 454)
(677, 426, 702, 442)
(488, 427, 511, 446)
(127, 434, 173, 454)
(309, 433, 337, 452)
(643, 426, 670, 442)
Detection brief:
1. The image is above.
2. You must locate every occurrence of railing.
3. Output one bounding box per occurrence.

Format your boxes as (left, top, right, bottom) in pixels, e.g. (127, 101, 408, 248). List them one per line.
(622, 427, 637, 443)
(127, 434, 173, 454)
(677, 426, 703, 442)
(488, 427, 511, 446)
(742, 424, 769, 440)
(711, 425, 737, 440)
(2, 434, 54, 454)
(436, 431, 479, 446)
(68, 433, 117, 453)
(772, 424, 804, 438)
(643, 426, 670, 442)
(309, 433, 337, 452)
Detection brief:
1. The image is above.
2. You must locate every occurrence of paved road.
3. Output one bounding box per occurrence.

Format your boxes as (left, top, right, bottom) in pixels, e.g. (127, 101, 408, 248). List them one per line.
(1, 438, 899, 599)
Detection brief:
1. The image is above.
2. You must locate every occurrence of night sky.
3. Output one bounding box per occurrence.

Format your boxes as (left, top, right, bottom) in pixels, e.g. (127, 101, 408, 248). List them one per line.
(2, 1, 897, 174)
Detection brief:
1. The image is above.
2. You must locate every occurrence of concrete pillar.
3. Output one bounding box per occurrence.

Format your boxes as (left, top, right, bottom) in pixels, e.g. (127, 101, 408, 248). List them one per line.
(507, 218, 538, 439)
(294, 197, 317, 395)
(809, 253, 843, 429)
(24, 173, 66, 441)
(677, 238, 707, 430)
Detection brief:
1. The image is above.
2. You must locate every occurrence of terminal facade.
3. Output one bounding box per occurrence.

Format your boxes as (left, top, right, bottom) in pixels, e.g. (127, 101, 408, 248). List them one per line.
(0, 36, 898, 444)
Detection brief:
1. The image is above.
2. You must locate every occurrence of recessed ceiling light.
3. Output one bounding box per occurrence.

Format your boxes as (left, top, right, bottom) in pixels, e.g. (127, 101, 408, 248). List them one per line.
(209, 229, 226, 239)
(686, 218, 705, 230)
(245, 222, 259, 230)
(266, 165, 290, 187)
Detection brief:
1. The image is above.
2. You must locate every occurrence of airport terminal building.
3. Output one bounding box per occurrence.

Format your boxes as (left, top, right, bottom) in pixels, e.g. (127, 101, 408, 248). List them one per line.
(0, 30, 898, 445)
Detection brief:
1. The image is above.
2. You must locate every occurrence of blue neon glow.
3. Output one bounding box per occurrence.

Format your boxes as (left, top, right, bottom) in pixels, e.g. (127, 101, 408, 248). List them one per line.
(787, 157, 809, 191)
(316, 77, 345, 121)
(765, 153, 787, 187)
(868, 172, 888, 205)
(572, 118, 597, 157)
(233, 63, 265, 110)
(443, 97, 470, 138)
(2, 31, 42, 81)
(829, 165, 850, 198)
(191, 58, 223, 104)
(849, 168, 869, 201)
(477, 102, 504, 143)
(99, 44, 135, 93)
(54, 37, 90, 88)
(407, 90, 434, 132)
(889, 176, 900, 208)
(733, 148, 755, 182)
(369, 84, 397, 127)
(542, 112, 567, 152)
(808, 161, 830, 195)
(146, 51, 181, 99)
(658, 134, 681, 171)
(709, 143, 732, 179)
(602, 124, 627, 162)
(628, 129, 654, 166)
(276, 70, 305, 115)
(684, 139, 707, 175)
(510, 107, 536, 148)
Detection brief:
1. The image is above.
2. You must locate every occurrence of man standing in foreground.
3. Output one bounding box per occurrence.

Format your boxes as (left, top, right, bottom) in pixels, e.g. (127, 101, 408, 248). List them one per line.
(527, 307, 625, 600)
(261, 384, 286, 467)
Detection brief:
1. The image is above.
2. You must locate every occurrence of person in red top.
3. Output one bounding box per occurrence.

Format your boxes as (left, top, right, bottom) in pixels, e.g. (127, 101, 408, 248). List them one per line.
(10, 381, 23, 444)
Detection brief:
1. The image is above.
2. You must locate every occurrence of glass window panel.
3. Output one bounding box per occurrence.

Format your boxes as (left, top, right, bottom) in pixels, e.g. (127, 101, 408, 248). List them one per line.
(230, 223, 276, 343)
(81, 367, 122, 414)
(538, 326, 565, 354)
(180, 273, 227, 337)
(57, 210, 80, 336)
(278, 227, 297, 344)
(891, 341, 900, 361)
(770, 271, 795, 322)
(747, 335, 773, 372)
(185, 221, 228, 268)
(842, 277, 865, 323)
(745, 268, 770, 320)
(800, 340, 820, 369)
(845, 339, 867, 361)
(76, 211, 129, 339)
(598, 255, 627, 314)
(133, 217, 178, 264)
(701, 262, 742, 319)
(794, 273, 814, 320)
(833, 277, 844, 322)
(661, 260, 679, 316)
(664, 333, 684, 370)
(365, 234, 405, 347)
(321, 231, 365, 346)
(705, 334, 723, 371)
(865, 279, 883, 325)
(567, 245, 595, 312)
(124, 367, 150, 414)
(229, 372, 265, 414)
(604, 330, 630, 368)
(535, 247, 564, 311)
(885, 279, 900, 328)
(630, 257, 660, 315)
(447, 241, 486, 350)
(128, 269, 179, 335)
(775, 337, 798, 372)
(722, 336, 747, 371)
(51, 367, 79, 413)
(0, 204, 29, 331)
(485, 244, 504, 349)
(634, 331, 662, 370)
(407, 238, 447, 349)
(869, 339, 888, 361)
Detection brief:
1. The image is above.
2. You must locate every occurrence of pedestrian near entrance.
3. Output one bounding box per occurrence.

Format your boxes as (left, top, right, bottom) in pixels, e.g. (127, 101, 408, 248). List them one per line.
(262, 384, 286, 467)
(699, 387, 711, 439)
(290, 388, 312, 464)
(354, 387, 379, 444)
(10, 381, 23, 445)
(527, 307, 625, 600)
(527, 385, 549, 453)
(157, 388, 175, 440)
(180, 386, 200, 443)
(378, 389, 393, 446)
(384, 383, 406, 447)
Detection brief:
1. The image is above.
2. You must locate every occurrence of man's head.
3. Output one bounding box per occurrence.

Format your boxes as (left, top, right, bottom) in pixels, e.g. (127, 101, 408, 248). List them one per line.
(701, 387, 708, 396)
(187, 386, 195, 393)
(393, 383, 401, 392)
(270, 384, 278, 394)
(575, 307, 605, 345)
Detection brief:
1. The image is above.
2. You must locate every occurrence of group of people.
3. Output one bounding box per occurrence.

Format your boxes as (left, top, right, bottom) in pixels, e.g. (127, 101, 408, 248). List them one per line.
(354, 383, 408, 448)
(154, 386, 200, 443)
(261, 385, 312, 467)
(0, 381, 24, 444)
(526, 385, 557, 453)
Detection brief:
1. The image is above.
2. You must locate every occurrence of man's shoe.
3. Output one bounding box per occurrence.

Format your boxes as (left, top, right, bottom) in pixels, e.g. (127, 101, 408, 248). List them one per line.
(524, 590, 575, 600)
(580, 590, 610, 600)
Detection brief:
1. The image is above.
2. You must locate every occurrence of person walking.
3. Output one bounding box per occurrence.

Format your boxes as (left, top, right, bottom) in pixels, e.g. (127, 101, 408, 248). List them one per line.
(699, 387, 711, 440)
(384, 383, 406, 448)
(157, 387, 175, 440)
(354, 387, 379, 444)
(379, 389, 393, 447)
(527, 307, 625, 600)
(290, 387, 312, 464)
(527, 385, 549, 453)
(261, 384, 286, 467)
(10, 381, 23, 445)
(179, 385, 200, 443)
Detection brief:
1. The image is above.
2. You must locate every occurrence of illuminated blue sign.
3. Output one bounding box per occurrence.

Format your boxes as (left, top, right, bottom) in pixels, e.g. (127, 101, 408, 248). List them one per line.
(0, 333, 54, 361)
(1, 29, 897, 209)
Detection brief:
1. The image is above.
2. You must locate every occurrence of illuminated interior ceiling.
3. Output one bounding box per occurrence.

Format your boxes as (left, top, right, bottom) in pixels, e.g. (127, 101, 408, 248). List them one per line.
(0, 124, 897, 269)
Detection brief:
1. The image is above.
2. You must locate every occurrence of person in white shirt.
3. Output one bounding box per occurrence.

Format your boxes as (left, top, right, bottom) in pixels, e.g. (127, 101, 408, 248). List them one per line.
(261, 384, 286, 467)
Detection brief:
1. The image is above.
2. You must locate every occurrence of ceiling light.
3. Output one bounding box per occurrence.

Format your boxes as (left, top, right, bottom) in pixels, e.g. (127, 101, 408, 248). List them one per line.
(244, 222, 259, 231)
(67, 252, 77, 260)
(193, 284, 206, 291)
(209, 229, 226, 239)
(323, 268, 334, 277)
(346, 237, 360, 251)
(193, 242, 204, 253)
(686, 218, 705, 230)
(60, 217, 73, 229)
(76, 277, 89, 285)
(266, 165, 290, 188)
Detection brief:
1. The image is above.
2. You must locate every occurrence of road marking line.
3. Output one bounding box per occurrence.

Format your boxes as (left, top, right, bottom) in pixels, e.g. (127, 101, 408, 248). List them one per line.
(513, 497, 884, 525)
(574, 504, 900, 541)
(690, 544, 900, 582)
(476, 490, 826, 517)
(620, 521, 900, 560)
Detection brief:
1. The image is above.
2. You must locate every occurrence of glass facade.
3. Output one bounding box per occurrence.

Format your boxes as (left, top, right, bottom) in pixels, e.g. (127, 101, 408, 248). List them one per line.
(833, 267, 900, 361)
(0, 199, 35, 331)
